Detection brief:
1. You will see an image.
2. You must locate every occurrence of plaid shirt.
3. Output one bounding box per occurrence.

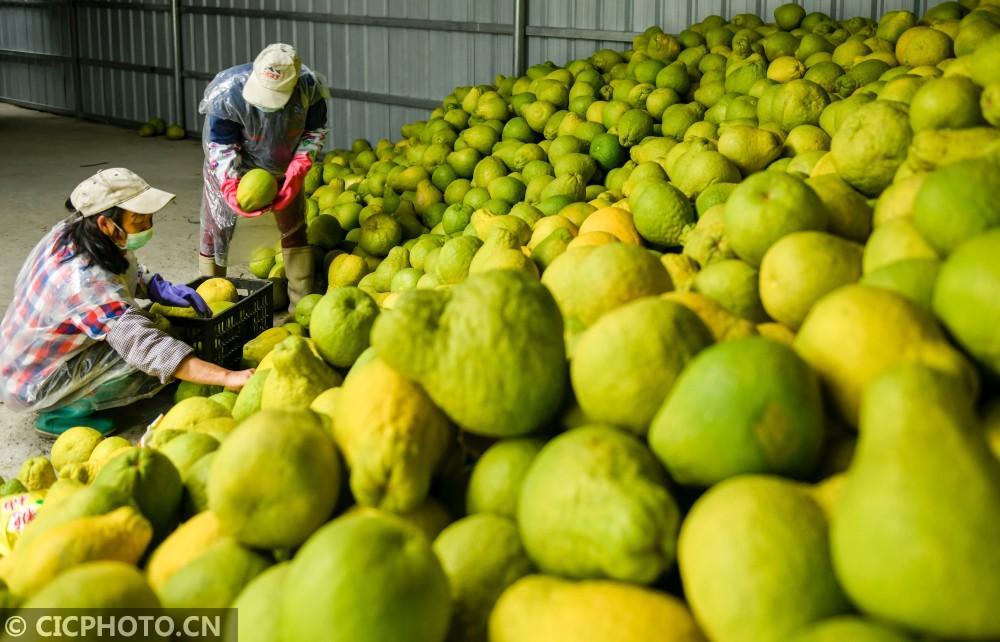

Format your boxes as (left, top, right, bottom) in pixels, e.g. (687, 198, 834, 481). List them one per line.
(0, 222, 136, 410)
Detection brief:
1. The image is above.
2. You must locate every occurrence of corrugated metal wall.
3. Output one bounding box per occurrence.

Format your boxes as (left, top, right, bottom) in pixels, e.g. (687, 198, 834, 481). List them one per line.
(0, 1, 75, 112)
(76, 1, 174, 125)
(2, 0, 950, 149)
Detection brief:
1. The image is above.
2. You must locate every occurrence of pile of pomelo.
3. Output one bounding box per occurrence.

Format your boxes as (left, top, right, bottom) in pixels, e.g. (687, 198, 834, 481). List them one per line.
(6, 3, 1000, 641)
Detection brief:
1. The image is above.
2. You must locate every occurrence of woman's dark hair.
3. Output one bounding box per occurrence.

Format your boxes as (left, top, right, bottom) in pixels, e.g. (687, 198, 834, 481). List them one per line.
(59, 197, 129, 274)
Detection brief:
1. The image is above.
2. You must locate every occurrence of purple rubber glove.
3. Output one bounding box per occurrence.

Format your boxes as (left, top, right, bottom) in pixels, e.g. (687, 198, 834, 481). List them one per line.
(148, 274, 212, 318)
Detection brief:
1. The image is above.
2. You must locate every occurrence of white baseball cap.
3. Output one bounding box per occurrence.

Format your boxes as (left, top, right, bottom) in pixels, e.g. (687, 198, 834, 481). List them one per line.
(243, 43, 301, 110)
(70, 168, 176, 217)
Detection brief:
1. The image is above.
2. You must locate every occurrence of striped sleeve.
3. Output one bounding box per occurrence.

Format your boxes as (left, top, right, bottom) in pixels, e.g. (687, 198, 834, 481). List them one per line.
(105, 308, 194, 383)
(64, 301, 129, 340)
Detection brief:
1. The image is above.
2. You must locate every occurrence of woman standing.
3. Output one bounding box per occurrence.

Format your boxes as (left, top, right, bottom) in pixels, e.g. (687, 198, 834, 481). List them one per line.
(198, 43, 329, 310)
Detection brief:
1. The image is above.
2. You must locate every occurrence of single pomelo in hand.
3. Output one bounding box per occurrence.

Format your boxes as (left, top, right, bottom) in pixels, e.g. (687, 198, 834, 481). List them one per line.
(237, 169, 278, 212)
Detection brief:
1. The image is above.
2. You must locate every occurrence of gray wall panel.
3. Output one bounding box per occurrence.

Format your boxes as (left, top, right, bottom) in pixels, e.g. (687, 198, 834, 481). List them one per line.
(74, 3, 175, 124)
(0, 3, 72, 112)
(184, 76, 211, 133)
(79, 64, 173, 122)
(878, 0, 923, 14)
(0, 60, 72, 110)
(529, 37, 616, 66)
(689, 1, 726, 23)
(0, 4, 70, 55)
(77, 5, 172, 67)
(729, 0, 765, 18)
(329, 97, 425, 149)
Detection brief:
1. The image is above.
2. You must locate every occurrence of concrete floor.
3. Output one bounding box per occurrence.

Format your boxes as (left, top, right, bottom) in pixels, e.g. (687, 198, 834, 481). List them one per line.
(0, 103, 251, 480)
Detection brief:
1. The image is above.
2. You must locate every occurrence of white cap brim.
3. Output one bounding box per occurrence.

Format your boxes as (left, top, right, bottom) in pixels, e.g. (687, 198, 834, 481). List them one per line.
(243, 76, 293, 109)
(118, 186, 175, 214)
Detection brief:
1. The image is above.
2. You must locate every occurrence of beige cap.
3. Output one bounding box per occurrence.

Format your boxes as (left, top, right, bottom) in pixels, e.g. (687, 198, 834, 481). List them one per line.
(243, 43, 301, 109)
(70, 168, 175, 217)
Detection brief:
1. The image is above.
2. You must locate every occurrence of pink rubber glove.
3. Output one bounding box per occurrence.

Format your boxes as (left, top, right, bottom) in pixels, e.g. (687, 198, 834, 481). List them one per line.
(272, 155, 313, 212)
(220, 177, 268, 218)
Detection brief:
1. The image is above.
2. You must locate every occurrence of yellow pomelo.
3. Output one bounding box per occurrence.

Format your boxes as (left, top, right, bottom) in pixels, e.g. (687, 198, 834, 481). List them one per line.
(862, 218, 938, 274)
(760, 231, 864, 330)
(490, 576, 706, 642)
(794, 284, 976, 426)
(577, 207, 642, 245)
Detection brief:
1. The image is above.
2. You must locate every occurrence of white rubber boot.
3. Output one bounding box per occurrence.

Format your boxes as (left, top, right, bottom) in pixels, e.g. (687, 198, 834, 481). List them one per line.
(198, 254, 227, 278)
(282, 246, 315, 311)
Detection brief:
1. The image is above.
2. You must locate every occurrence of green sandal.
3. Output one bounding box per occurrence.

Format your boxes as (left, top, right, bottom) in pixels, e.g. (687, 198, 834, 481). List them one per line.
(34, 402, 114, 438)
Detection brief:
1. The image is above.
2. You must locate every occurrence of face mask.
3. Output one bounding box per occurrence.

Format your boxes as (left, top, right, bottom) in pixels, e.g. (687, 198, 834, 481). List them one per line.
(112, 222, 153, 251)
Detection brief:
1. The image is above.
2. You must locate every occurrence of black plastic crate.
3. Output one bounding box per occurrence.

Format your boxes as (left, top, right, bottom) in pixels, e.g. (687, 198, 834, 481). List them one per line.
(159, 277, 273, 370)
